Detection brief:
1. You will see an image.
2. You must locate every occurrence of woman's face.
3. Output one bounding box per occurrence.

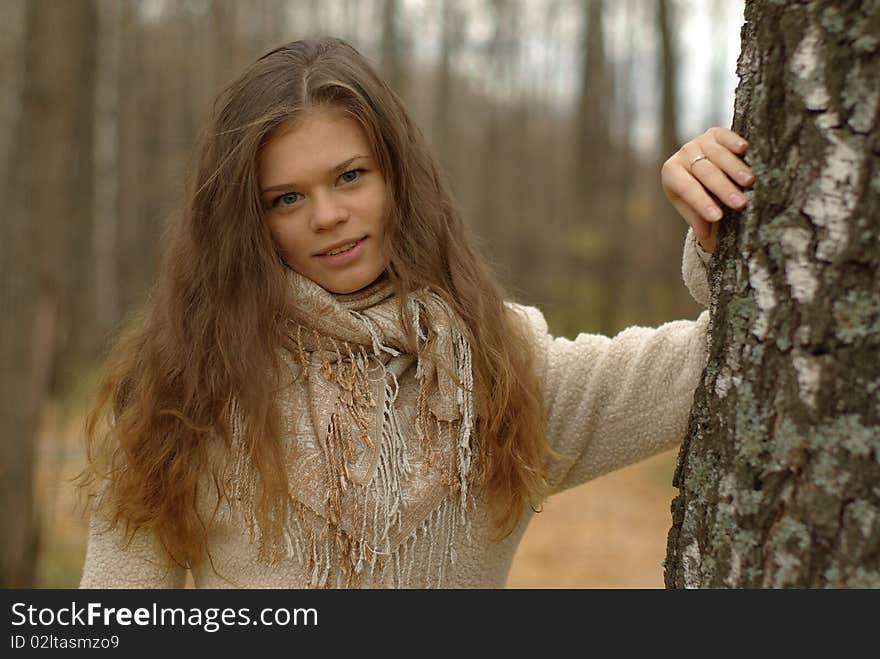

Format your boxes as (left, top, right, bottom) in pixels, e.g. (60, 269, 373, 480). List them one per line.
(259, 106, 389, 294)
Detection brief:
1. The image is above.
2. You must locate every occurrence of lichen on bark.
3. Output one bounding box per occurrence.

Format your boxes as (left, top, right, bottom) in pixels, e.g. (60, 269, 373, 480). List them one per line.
(665, 0, 880, 588)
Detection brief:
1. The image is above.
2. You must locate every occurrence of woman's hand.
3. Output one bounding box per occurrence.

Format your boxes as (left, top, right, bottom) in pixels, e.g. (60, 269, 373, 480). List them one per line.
(661, 127, 754, 253)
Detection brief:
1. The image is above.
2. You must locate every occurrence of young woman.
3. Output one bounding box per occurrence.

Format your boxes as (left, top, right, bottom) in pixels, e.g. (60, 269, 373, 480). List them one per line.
(78, 37, 753, 588)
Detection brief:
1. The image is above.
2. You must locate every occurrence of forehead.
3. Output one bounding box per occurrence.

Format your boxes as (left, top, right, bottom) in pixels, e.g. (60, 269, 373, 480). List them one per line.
(259, 107, 374, 185)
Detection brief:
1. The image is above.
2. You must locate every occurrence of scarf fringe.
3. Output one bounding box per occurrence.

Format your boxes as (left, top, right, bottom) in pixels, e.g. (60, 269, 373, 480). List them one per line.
(223, 290, 478, 588)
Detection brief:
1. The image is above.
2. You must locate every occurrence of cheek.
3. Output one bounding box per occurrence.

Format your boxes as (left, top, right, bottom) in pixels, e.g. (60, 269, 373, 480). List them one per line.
(266, 220, 284, 248)
(266, 219, 298, 256)
(372, 191, 390, 227)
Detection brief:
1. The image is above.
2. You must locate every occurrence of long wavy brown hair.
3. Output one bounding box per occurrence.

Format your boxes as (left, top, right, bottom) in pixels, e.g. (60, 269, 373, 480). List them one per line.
(77, 37, 550, 568)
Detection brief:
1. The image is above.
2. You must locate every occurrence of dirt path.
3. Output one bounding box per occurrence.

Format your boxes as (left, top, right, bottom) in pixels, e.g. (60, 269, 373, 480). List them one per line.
(507, 450, 679, 588)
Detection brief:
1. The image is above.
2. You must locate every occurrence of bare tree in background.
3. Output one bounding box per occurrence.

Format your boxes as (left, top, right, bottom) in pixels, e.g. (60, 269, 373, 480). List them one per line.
(608, 0, 638, 327)
(0, 0, 96, 587)
(380, 0, 405, 96)
(573, 0, 618, 334)
(476, 0, 521, 270)
(210, 0, 243, 92)
(434, 0, 465, 179)
(116, 1, 151, 313)
(666, 0, 880, 588)
(93, 0, 123, 348)
(0, 0, 26, 193)
(657, 0, 680, 165)
(654, 0, 691, 320)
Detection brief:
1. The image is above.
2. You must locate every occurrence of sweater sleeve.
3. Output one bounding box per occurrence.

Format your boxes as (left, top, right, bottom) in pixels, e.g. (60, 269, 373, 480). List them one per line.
(79, 503, 187, 589)
(509, 226, 712, 495)
(683, 225, 713, 307)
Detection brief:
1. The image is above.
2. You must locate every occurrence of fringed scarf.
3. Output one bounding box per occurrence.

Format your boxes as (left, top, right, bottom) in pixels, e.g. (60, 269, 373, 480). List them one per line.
(225, 268, 479, 588)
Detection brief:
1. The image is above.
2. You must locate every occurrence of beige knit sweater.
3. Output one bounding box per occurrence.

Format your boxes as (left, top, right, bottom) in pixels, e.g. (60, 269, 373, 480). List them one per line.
(79, 227, 713, 589)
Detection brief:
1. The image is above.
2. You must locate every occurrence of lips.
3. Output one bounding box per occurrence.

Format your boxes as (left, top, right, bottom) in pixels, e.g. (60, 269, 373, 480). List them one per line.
(313, 236, 367, 267)
(315, 236, 366, 256)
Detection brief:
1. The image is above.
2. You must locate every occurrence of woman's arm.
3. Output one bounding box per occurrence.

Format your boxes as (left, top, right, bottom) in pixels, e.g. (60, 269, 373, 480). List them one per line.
(514, 125, 751, 493)
(513, 228, 712, 494)
(540, 312, 709, 493)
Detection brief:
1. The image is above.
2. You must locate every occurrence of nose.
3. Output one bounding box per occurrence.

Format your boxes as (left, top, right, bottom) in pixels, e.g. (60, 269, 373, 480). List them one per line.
(309, 190, 348, 232)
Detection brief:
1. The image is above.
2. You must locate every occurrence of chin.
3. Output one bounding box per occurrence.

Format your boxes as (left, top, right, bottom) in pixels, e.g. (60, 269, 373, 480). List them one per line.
(327, 284, 360, 294)
(329, 281, 369, 294)
(326, 271, 384, 294)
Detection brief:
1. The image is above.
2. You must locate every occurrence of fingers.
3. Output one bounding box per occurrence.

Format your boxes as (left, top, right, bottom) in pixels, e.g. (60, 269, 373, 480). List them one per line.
(663, 145, 726, 222)
(698, 128, 754, 192)
(661, 127, 755, 232)
(706, 127, 749, 155)
(690, 143, 749, 211)
(701, 139, 754, 187)
(668, 128, 752, 204)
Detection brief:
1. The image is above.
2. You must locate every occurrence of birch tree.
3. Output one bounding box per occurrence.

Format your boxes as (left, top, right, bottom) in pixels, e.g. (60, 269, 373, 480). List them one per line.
(666, 0, 880, 588)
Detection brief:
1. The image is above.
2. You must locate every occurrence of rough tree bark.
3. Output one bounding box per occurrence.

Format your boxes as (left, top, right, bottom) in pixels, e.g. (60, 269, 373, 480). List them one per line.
(665, 0, 880, 588)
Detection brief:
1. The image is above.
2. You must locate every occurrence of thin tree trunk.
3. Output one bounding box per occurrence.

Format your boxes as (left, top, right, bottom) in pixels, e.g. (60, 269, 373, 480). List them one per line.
(434, 0, 464, 179)
(655, 0, 690, 321)
(93, 0, 122, 344)
(476, 0, 512, 255)
(0, 0, 26, 193)
(380, 0, 404, 97)
(657, 0, 679, 163)
(116, 0, 145, 313)
(0, 0, 95, 587)
(52, 2, 98, 399)
(574, 0, 619, 334)
(665, 0, 880, 588)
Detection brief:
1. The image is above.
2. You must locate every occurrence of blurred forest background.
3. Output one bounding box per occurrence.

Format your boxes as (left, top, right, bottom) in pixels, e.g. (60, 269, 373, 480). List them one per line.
(1, 0, 743, 587)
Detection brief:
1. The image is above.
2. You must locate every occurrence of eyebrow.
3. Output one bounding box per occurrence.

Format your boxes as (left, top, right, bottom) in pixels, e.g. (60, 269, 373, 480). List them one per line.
(260, 155, 370, 195)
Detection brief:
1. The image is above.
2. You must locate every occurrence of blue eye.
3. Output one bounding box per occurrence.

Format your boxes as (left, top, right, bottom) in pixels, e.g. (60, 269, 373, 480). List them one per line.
(340, 169, 363, 184)
(274, 192, 300, 208)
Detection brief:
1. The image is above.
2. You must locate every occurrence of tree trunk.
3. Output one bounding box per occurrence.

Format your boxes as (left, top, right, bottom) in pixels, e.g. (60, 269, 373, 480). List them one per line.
(52, 1, 98, 400)
(0, 0, 26, 193)
(657, 0, 679, 164)
(93, 0, 123, 346)
(476, 0, 518, 261)
(0, 0, 96, 587)
(116, 0, 147, 313)
(665, 0, 880, 588)
(380, 0, 405, 97)
(434, 0, 464, 180)
(655, 0, 691, 322)
(574, 0, 620, 335)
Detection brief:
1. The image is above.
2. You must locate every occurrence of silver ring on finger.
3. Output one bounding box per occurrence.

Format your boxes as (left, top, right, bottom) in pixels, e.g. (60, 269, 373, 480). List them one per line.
(688, 153, 708, 173)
